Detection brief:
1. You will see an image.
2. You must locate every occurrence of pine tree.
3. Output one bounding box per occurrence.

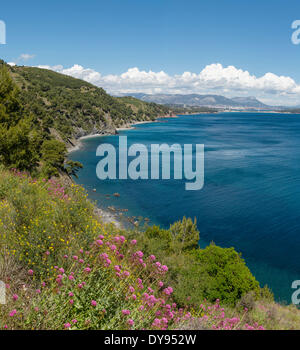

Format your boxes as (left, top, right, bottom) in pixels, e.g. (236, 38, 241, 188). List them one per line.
(0, 65, 39, 171)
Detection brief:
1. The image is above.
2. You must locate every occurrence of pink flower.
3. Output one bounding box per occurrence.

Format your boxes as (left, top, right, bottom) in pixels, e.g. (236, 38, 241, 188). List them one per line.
(104, 258, 111, 267)
(131, 239, 137, 245)
(28, 269, 34, 276)
(127, 319, 134, 327)
(100, 253, 108, 259)
(161, 265, 168, 272)
(12, 294, 18, 301)
(91, 300, 97, 307)
(69, 275, 74, 280)
(152, 318, 161, 327)
(84, 267, 91, 273)
(58, 268, 65, 274)
(96, 240, 103, 246)
(114, 265, 121, 273)
(9, 309, 17, 317)
(122, 309, 130, 316)
(158, 281, 164, 288)
(36, 289, 41, 294)
(69, 299, 74, 305)
(136, 251, 144, 258)
(150, 255, 156, 261)
(72, 319, 78, 324)
(69, 292, 74, 297)
(64, 323, 71, 329)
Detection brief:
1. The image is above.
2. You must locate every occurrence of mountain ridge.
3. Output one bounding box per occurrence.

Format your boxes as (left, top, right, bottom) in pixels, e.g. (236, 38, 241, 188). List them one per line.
(120, 93, 277, 110)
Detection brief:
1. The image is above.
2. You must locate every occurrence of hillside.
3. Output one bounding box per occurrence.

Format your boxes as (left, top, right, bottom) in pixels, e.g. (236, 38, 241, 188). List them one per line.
(0, 168, 299, 330)
(6, 62, 171, 146)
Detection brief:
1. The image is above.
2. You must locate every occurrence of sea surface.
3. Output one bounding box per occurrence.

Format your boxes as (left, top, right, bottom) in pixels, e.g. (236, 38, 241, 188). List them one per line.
(69, 112, 300, 303)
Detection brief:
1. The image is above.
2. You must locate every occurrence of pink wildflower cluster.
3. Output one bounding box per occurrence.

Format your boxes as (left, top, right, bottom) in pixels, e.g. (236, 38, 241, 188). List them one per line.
(47, 179, 69, 200)
(186, 300, 265, 330)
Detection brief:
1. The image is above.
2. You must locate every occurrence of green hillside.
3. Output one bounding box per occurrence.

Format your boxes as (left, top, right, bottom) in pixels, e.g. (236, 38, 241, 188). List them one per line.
(0, 60, 171, 178)
(6, 61, 171, 143)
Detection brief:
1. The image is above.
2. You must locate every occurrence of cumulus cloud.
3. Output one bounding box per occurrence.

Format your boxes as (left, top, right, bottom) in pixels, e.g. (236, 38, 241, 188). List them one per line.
(36, 63, 300, 106)
(19, 53, 35, 61)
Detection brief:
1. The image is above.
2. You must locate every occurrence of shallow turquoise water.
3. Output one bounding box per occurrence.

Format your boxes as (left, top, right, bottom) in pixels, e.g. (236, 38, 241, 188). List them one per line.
(69, 113, 300, 303)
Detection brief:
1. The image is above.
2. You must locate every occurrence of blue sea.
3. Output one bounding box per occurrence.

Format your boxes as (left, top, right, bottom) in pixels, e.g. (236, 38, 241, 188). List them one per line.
(69, 112, 300, 303)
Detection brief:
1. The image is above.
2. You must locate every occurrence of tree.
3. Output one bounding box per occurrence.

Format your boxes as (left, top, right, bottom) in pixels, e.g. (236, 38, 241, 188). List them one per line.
(188, 244, 261, 305)
(41, 139, 67, 177)
(65, 160, 83, 178)
(169, 216, 199, 251)
(0, 65, 22, 126)
(0, 65, 39, 171)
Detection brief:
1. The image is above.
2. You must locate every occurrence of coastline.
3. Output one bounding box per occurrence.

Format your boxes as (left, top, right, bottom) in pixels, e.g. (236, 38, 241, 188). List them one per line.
(67, 115, 177, 227)
(67, 115, 178, 153)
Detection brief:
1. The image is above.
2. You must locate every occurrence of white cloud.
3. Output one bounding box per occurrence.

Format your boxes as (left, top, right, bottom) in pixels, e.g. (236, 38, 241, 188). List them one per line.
(19, 54, 35, 61)
(36, 63, 300, 106)
(7, 62, 16, 66)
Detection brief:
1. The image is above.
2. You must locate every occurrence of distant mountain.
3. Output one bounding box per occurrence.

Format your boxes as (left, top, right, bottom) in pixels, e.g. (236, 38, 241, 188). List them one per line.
(231, 96, 269, 109)
(124, 93, 272, 110)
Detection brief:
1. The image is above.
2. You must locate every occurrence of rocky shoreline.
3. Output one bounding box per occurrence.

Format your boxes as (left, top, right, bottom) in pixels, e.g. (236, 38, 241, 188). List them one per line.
(67, 115, 177, 153)
(67, 115, 177, 227)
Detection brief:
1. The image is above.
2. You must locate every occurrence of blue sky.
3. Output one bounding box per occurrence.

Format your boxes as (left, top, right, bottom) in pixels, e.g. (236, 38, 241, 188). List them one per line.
(1, 0, 300, 105)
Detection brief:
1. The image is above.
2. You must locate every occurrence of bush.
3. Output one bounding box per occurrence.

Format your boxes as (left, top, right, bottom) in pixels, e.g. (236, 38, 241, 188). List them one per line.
(123, 222, 262, 307)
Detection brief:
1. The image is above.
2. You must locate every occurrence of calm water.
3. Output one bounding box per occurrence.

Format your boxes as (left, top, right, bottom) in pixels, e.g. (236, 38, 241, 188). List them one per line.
(69, 113, 300, 303)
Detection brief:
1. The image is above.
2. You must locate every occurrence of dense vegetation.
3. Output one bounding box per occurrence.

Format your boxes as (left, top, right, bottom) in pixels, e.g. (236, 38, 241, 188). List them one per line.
(0, 60, 170, 177)
(0, 169, 299, 330)
(124, 219, 269, 307)
(6, 61, 170, 142)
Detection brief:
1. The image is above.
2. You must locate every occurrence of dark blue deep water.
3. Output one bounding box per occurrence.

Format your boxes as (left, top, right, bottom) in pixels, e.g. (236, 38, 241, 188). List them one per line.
(69, 113, 300, 303)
